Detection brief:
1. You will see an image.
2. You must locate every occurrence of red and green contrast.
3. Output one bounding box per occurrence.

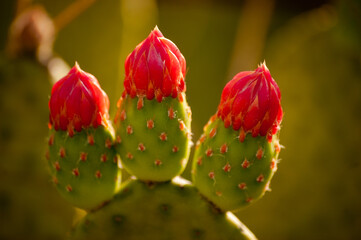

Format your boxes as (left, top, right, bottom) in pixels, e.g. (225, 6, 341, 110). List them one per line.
(192, 63, 283, 211)
(114, 27, 191, 181)
(47, 63, 121, 210)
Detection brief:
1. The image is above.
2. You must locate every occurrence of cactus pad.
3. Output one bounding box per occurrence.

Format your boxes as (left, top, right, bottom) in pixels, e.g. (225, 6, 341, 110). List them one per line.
(71, 177, 256, 240)
(192, 117, 280, 211)
(47, 126, 121, 210)
(115, 94, 191, 181)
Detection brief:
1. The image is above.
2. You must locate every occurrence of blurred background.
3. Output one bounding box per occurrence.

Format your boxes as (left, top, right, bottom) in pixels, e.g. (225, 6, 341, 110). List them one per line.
(0, 0, 360, 239)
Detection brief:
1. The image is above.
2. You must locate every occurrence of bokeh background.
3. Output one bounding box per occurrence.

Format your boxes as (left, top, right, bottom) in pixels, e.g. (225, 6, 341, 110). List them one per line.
(0, 0, 360, 239)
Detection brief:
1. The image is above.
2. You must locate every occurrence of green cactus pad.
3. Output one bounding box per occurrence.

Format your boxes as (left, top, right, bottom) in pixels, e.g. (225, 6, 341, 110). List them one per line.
(192, 117, 280, 212)
(114, 94, 191, 181)
(47, 125, 121, 210)
(71, 177, 256, 240)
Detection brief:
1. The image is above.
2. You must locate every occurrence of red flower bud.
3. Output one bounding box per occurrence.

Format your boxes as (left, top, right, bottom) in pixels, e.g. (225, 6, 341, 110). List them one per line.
(124, 26, 186, 102)
(217, 63, 283, 140)
(49, 63, 109, 134)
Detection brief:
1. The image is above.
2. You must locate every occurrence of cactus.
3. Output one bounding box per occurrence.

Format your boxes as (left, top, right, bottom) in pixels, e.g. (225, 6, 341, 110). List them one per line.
(47, 63, 121, 210)
(71, 177, 256, 240)
(114, 27, 192, 182)
(0, 6, 74, 239)
(192, 63, 283, 211)
(44, 27, 283, 239)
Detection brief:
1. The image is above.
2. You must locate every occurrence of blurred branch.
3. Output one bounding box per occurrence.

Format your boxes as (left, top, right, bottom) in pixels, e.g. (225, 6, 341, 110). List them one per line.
(53, 0, 96, 32)
(16, 0, 32, 16)
(227, 0, 274, 79)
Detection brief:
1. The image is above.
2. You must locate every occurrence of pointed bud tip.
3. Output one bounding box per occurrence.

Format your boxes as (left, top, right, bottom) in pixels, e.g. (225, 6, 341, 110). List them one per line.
(259, 60, 267, 68)
(69, 62, 81, 74)
(217, 62, 283, 139)
(74, 61, 80, 70)
(256, 61, 270, 74)
(152, 25, 163, 36)
(70, 62, 88, 76)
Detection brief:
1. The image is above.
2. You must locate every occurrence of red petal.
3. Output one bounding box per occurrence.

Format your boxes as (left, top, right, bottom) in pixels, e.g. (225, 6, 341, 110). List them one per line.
(162, 69, 172, 97)
(167, 49, 181, 87)
(133, 53, 149, 94)
(148, 44, 164, 90)
(259, 84, 279, 135)
(231, 82, 254, 121)
(160, 38, 186, 76)
(124, 52, 134, 76)
(243, 96, 260, 132)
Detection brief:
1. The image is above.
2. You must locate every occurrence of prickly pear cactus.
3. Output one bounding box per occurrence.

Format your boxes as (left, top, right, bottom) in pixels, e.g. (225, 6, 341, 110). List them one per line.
(114, 27, 192, 182)
(71, 177, 255, 240)
(45, 27, 284, 240)
(192, 63, 283, 211)
(47, 63, 121, 210)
